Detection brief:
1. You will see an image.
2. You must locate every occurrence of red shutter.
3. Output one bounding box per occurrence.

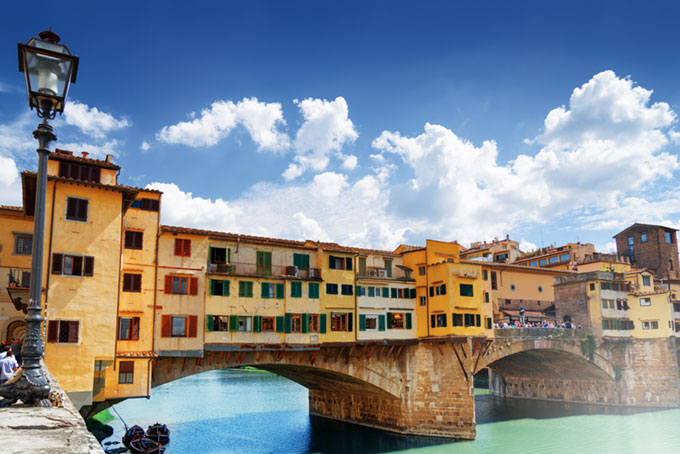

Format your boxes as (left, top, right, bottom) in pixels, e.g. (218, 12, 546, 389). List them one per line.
(161, 315, 171, 337)
(52, 253, 63, 274)
(131, 317, 140, 340)
(184, 240, 191, 257)
(68, 321, 79, 343)
(83, 256, 94, 276)
(124, 231, 132, 248)
(47, 320, 59, 342)
(188, 315, 198, 337)
(77, 199, 88, 221)
(123, 274, 131, 291)
(164, 275, 173, 294)
(174, 239, 182, 256)
(119, 360, 134, 373)
(190, 277, 198, 295)
(66, 198, 77, 218)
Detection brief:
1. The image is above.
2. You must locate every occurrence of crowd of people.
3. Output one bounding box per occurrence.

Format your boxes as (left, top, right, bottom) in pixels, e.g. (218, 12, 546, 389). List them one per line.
(0, 339, 22, 385)
(494, 320, 582, 329)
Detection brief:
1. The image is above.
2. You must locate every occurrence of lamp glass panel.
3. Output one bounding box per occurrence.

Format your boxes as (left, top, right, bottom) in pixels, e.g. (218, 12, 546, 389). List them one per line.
(25, 51, 72, 98)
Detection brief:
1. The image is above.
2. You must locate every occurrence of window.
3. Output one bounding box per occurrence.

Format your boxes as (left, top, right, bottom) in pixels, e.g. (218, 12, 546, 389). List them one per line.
(640, 297, 651, 307)
(256, 251, 272, 275)
(51, 253, 94, 277)
(123, 273, 142, 292)
(539, 258, 547, 266)
(484, 291, 489, 303)
(460, 284, 474, 297)
(326, 283, 338, 295)
(452, 313, 463, 327)
(419, 266, 426, 276)
(429, 284, 447, 296)
(290, 314, 302, 333)
(548, 256, 559, 264)
(491, 271, 497, 290)
(431, 313, 447, 328)
(356, 285, 366, 296)
(207, 315, 230, 332)
(381, 287, 389, 298)
(118, 317, 140, 340)
(642, 321, 659, 330)
(47, 320, 79, 343)
(590, 283, 595, 291)
(331, 312, 352, 331)
(538, 286, 543, 293)
(261, 317, 275, 332)
(642, 275, 651, 287)
(640, 233, 647, 243)
(261, 282, 284, 299)
(389, 312, 406, 329)
(291, 281, 303, 298)
(174, 238, 191, 257)
(364, 314, 378, 331)
(293, 253, 310, 270)
(161, 315, 197, 337)
(65, 197, 88, 222)
(464, 313, 476, 327)
(58, 161, 101, 183)
(308, 314, 319, 333)
(530, 261, 538, 267)
(209, 279, 230, 296)
(309, 283, 320, 299)
(209, 246, 229, 264)
(602, 299, 614, 309)
(118, 361, 134, 384)
(666, 231, 673, 243)
(124, 230, 143, 250)
(341, 284, 353, 296)
(239, 281, 253, 297)
(417, 296, 426, 307)
(329, 255, 352, 270)
(14, 234, 32, 255)
(495, 253, 508, 262)
(559, 253, 570, 262)
(164, 275, 199, 295)
(628, 236, 634, 246)
(384, 259, 392, 277)
(482, 270, 488, 280)
(130, 198, 160, 212)
(238, 316, 252, 332)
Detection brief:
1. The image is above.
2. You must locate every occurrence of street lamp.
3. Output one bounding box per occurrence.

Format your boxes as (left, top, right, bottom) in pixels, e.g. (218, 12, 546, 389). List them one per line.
(0, 29, 78, 407)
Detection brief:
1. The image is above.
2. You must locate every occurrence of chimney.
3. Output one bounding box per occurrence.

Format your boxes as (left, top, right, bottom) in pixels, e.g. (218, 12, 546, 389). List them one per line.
(105, 154, 113, 164)
(81, 152, 89, 159)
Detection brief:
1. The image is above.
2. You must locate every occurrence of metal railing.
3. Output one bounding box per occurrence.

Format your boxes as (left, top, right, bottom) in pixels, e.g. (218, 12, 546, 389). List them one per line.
(494, 328, 589, 339)
(206, 262, 321, 279)
(8, 268, 31, 288)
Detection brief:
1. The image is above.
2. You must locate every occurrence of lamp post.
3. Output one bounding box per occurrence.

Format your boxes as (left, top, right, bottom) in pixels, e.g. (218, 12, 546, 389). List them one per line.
(0, 29, 78, 407)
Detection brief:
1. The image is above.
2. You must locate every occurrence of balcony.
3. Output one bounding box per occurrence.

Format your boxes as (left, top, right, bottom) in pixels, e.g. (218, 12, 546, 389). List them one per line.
(494, 328, 589, 339)
(357, 266, 414, 281)
(8, 268, 31, 289)
(207, 262, 321, 279)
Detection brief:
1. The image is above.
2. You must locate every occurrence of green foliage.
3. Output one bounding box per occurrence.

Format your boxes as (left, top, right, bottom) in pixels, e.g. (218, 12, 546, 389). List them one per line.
(614, 365, 622, 381)
(580, 335, 595, 361)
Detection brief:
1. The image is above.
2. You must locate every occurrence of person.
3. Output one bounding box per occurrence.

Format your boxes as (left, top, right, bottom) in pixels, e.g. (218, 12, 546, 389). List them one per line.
(0, 344, 7, 360)
(0, 348, 19, 385)
(11, 339, 22, 367)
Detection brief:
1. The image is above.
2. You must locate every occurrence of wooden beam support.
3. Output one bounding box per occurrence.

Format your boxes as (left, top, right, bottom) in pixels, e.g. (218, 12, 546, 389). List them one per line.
(181, 357, 188, 372)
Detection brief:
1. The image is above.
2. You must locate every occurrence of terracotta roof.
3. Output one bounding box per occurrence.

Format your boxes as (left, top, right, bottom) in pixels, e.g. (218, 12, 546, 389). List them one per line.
(22, 171, 161, 194)
(50, 149, 120, 170)
(162, 225, 314, 250)
(0, 205, 23, 212)
(304, 241, 357, 254)
(117, 351, 158, 358)
(460, 259, 573, 275)
(345, 246, 397, 257)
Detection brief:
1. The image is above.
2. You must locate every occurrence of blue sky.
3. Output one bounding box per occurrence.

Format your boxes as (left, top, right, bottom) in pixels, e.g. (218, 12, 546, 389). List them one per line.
(1, 1, 679, 252)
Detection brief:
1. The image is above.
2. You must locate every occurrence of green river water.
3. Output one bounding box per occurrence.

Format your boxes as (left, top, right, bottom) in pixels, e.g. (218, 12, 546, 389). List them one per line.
(99, 369, 680, 454)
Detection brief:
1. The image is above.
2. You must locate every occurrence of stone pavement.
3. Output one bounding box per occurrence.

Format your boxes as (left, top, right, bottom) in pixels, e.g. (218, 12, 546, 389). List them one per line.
(0, 366, 104, 454)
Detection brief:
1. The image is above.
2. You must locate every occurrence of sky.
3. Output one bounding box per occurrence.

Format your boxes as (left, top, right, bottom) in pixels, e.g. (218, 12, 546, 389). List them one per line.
(1, 1, 679, 253)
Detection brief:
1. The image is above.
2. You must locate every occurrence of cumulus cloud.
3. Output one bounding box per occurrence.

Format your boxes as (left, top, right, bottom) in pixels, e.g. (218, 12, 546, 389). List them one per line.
(372, 70, 679, 243)
(140, 140, 151, 151)
(282, 97, 358, 180)
(58, 139, 121, 160)
(0, 156, 22, 205)
(63, 101, 129, 138)
(156, 97, 290, 151)
(519, 240, 537, 253)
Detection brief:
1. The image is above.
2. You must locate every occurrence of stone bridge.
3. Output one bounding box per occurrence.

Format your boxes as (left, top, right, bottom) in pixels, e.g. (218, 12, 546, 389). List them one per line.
(147, 329, 680, 440)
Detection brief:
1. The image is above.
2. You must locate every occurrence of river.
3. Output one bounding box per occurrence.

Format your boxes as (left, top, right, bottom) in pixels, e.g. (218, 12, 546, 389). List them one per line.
(98, 369, 680, 454)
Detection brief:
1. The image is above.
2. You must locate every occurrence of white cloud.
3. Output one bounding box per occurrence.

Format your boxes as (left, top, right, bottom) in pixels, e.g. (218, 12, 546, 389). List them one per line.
(371, 70, 679, 244)
(140, 141, 151, 151)
(519, 240, 537, 252)
(63, 101, 129, 138)
(283, 97, 358, 180)
(341, 154, 358, 170)
(0, 156, 22, 205)
(670, 130, 680, 144)
(156, 97, 289, 151)
(58, 139, 121, 160)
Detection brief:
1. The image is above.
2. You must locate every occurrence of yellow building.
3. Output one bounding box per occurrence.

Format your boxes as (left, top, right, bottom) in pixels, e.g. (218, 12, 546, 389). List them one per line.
(400, 240, 486, 338)
(625, 269, 673, 338)
(514, 243, 595, 271)
(460, 236, 521, 263)
(0, 206, 34, 342)
(354, 248, 416, 341)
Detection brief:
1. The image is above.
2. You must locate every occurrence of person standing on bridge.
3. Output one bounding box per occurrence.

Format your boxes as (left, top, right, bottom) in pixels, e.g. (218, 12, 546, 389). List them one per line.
(0, 348, 19, 384)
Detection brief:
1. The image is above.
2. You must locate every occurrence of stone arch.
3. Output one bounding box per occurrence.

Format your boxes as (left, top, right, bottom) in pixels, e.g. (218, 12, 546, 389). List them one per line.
(5, 319, 26, 342)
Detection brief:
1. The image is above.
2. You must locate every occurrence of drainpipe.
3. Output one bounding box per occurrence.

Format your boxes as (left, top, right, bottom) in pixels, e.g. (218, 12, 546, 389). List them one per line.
(43, 180, 57, 347)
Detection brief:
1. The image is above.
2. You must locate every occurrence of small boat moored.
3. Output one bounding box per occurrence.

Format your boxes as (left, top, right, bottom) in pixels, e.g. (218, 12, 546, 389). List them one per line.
(128, 436, 165, 454)
(122, 425, 146, 451)
(146, 423, 170, 445)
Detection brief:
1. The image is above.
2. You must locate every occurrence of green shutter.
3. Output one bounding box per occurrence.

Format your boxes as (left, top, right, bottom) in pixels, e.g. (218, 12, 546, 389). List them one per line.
(254, 315, 261, 333)
(206, 315, 214, 332)
(348, 313, 353, 332)
(387, 312, 393, 329)
(261, 282, 269, 298)
(276, 316, 285, 333)
(276, 283, 284, 299)
(382, 287, 389, 298)
(302, 313, 309, 333)
(475, 314, 481, 327)
(209, 279, 215, 295)
(223, 280, 230, 296)
(228, 248, 231, 263)
(239, 281, 245, 297)
(391, 288, 397, 299)
(379, 315, 386, 331)
(358, 257, 366, 276)
(229, 315, 238, 332)
(486, 317, 492, 329)
(405, 313, 412, 330)
(368, 286, 375, 297)
(485, 292, 489, 303)
(320, 313, 327, 334)
(410, 288, 416, 299)
(284, 313, 292, 333)
(309, 283, 319, 299)
(359, 314, 366, 331)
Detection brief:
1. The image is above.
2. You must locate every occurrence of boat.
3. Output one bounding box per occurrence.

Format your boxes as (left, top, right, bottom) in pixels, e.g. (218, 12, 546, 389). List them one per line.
(146, 423, 170, 445)
(128, 437, 165, 454)
(122, 425, 145, 450)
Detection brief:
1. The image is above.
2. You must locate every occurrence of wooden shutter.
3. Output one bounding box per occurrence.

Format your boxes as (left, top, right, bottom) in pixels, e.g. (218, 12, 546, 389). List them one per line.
(188, 315, 198, 337)
(164, 275, 173, 294)
(276, 316, 284, 333)
(261, 283, 268, 298)
(475, 314, 481, 327)
(440, 284, 446, 295)
(229, 315, 238, 332)
(83, 256, 94, 276)
(190, 277, 198, 295)
(378, 315, 386, 331)
(66, 198, 77, 219)
(319, 314, 327, 334)
(405, 313, 412, 330)
(359, 314, 366, 331)
(174, 239, 182, 256)
(184, 240, 191, 257)
(410, 288, 417, 299)
(302, 313, 309, 333)
(125, 231, 133, 248)
(131, 317, 140, 340)
(345, 257, 352, 271)
(276, 283, 284, 299)
(161, 315, 171, 337)
(119, 361, 134, 373)
(284, 313, 292, 333)
(206, 315, 214, 332)
(77, 199, 88, 221)
(223, 280, 230, 296)
(253, 316, 261, 333)
(52, 253, 63, 274)
(68, 321, 79, 343)
(391, 288, 397, 299)
(47, 320, 59, 342)
(386, 312, 393, 329)
(209, 279, 215, 295)
(347, 313, 353, 332)
(430, 314, 436, 328)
